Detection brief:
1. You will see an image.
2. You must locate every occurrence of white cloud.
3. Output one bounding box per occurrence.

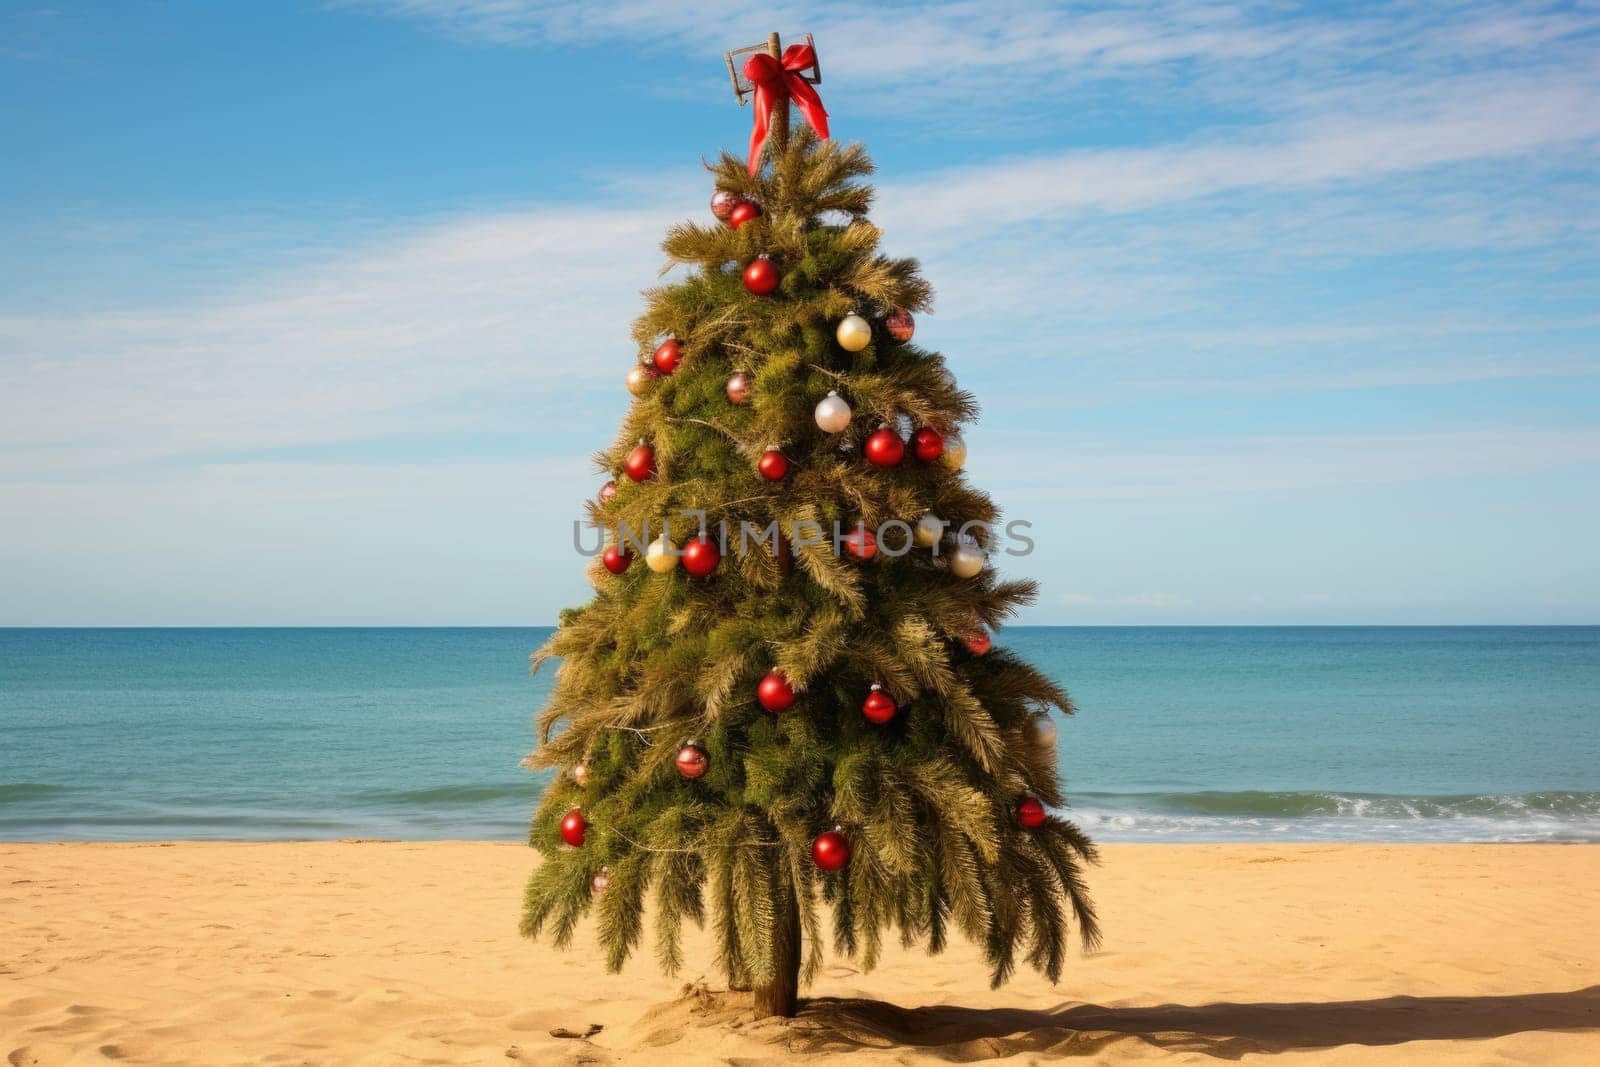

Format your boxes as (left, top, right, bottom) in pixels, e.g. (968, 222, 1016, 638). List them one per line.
(877, 77, 1600, 242)
(333, 0, 1600, 131)
(0, 200, 696, 474)
(1439, 7, 1600, 52)
(336, 0, 1316, 71)
(6, 75, 1598, 482)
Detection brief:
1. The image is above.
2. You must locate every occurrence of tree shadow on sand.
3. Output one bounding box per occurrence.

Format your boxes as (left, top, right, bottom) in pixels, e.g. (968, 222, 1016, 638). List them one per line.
(773, 986, 1600, 1060)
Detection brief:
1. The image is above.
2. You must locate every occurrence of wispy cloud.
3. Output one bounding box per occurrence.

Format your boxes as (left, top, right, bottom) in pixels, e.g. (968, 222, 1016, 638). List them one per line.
(0, 198, 695, 475)
(879, 76, 1600, 240)
(7, 77, 1598, 479)
(336, 0, 1316, 67)
(335, 0, 1600, 128)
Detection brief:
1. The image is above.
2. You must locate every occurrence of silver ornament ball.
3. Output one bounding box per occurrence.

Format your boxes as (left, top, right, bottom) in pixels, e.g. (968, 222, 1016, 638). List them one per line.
(814, 391, 853, 434)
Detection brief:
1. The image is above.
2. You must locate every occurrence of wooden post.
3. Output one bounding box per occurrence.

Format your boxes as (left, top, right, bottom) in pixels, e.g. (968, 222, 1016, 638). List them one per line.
(766, 31, 789, 152)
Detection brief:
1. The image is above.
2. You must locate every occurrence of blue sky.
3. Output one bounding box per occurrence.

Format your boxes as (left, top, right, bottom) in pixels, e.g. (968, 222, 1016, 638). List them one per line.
(2, 0, 1598, 625)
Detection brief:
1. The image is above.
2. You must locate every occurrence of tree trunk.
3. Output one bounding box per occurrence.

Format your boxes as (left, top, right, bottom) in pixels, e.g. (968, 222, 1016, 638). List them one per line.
(751, 878, 801, 1018)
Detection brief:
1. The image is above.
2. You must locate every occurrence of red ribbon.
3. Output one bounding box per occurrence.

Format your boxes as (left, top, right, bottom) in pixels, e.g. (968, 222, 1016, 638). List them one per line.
(743, 44, 830, 176)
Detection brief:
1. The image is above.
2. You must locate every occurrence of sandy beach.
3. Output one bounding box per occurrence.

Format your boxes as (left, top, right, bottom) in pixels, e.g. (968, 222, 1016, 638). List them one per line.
(2, 842, 1597, 1064)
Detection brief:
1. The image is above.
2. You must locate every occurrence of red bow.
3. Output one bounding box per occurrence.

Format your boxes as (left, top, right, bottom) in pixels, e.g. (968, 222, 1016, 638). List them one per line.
(743, 44, 830, 176)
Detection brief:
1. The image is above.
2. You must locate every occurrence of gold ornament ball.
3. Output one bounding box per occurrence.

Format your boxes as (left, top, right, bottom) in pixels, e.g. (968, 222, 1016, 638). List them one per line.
(835, 313, 872, 352)
(625, 363, 657, 397)
(814, 391, 852, 433)
(949, 540, 985, 579)
(913, 513, 945, 548)
(942, 431, 968, 469)
(645, 535, 679, 574)
(572, 760, 590, 787)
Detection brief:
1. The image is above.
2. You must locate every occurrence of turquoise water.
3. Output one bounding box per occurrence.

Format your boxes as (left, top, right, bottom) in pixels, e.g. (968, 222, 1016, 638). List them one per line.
(2, 627, 1597, 842)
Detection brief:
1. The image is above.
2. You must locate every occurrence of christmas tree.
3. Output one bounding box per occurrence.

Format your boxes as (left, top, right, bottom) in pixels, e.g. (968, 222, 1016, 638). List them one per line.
(522, 34, 1097, 1020)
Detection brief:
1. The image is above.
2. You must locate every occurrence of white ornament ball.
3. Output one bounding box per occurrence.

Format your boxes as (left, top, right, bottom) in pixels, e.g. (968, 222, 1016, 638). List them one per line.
(914, 513, 945, 548)
(592, 867, 610, 893)
(814, 391, 852, 434)
(949, 539, 985, 579)
(835, 313, 872, 353)
(572, 760, 590, 788)
(943, 431, 968, 469)
(645, 534, 679, 574)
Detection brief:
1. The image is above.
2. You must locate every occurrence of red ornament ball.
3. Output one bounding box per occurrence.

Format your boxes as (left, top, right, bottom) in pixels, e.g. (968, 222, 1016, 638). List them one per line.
(597, 479, 618, 505)
(1018, 796, 1047, 829)
(862, 685, 897, 725)
(885, 308, 916, 342)
(682, 535, 721, 578)
(653, 338, 682, 375)
(842, 525, 878, 561)
(602, 544, 631, 575)
(812, 829, 851, 871)
(710, 189, 741, 221)
(963, 630, 992, 656)
(728, 200, 762, 229)
(675, 741, 709, 779)
(743, 256, 780, 295)
(560, 808, 587, 847)
(911, 426, 945, 464)
(757, 670, 795, 712)
(726, 371, 752, 405)
(624, 444, 656, 482)
(758, 449, 789, 481)
(864, 426, 906, 467)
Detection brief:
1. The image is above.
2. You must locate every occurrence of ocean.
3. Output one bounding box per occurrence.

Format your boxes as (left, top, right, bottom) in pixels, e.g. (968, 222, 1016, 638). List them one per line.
(2, 627, 1597, 843)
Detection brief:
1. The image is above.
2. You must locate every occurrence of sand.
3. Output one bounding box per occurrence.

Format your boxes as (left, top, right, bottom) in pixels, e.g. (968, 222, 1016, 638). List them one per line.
(2, 842, 1597, 1065)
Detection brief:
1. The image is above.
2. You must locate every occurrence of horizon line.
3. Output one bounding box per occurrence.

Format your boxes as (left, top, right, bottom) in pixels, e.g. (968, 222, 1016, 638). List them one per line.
(3, 623, 1597, 631)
